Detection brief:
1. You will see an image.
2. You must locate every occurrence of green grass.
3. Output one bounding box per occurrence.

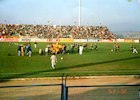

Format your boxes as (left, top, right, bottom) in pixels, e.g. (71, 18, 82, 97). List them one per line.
(0, 42, 140, 79)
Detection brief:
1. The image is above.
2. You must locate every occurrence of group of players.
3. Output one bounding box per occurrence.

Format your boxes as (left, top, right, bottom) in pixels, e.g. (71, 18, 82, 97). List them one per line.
(38, 42, 98, 55)
(17, 43, 32, 57)
(17, 42, 138, 57)
(38, 43, 67, 55)
(111, 43, 138, 53)
(18, 42, 139, 56)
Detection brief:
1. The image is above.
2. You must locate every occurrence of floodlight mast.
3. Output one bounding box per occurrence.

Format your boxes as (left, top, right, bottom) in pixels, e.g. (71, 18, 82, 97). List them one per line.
(78, 0, 81, 26)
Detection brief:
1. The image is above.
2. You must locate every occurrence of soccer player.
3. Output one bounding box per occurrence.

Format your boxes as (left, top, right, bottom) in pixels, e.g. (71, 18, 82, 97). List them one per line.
(94, 43, 98, 50)
(50, 53, 57, 69)
(79, 45, 84, 55)
(70, 43, 75, 53)
(90, 43, 94, 50)
(113, 43, 119, 51)
(27, 43, 32, 57)
(34, 42, 37, 48)
(130, 44, 134, 51)
(17, 44, 21, 56)
(21, 45, 25, 56)
(39, 48, 43, 55)
(45, 46, 49, 56)
(132, 47, 138, 53)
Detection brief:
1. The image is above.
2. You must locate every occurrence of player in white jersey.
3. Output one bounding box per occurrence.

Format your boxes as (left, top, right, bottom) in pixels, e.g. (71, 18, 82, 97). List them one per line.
(50, 54, 57, 69)
(132, 47, 138, 53)
(79, 45, 83, 55)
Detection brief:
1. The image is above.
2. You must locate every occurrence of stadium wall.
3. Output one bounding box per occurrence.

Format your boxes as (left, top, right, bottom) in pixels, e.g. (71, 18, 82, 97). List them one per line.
(0, 37, 139, 43)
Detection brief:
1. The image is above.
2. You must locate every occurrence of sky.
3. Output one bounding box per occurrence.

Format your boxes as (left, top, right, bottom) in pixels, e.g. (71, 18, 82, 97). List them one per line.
(0, 0, 140, 32)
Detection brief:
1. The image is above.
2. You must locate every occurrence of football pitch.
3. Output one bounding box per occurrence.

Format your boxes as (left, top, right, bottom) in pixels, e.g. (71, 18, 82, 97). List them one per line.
(0, 42, 140, 80)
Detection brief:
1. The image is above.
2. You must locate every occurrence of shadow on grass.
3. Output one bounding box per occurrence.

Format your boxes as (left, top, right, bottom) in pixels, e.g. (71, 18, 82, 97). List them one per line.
(0, 56, 140, 82)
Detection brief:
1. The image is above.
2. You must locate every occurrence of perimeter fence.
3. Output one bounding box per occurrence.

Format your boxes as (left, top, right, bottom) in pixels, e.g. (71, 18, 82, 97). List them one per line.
(65, 84, 140, 100)
(0, 75, 140, 100)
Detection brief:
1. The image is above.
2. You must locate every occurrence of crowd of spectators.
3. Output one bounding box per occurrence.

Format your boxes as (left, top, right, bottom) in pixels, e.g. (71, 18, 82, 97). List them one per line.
(0, 24, 116, 39)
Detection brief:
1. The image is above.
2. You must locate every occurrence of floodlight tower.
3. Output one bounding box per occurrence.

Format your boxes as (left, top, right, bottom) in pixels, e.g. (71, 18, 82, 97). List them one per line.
(78, 0, 81, 26)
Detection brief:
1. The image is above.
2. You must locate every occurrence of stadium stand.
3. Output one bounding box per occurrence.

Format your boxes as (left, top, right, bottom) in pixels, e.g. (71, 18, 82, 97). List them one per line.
(0, 24, 116, 39)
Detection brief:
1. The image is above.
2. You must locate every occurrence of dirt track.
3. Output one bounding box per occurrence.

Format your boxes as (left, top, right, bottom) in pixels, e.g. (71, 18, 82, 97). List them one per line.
(0, 75, 140, 86)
